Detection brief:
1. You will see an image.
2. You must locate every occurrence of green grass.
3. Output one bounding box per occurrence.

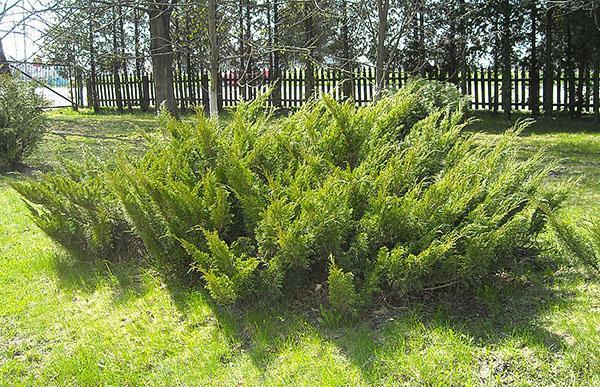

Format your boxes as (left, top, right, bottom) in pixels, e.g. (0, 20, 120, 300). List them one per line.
(0, 111, 598, 385)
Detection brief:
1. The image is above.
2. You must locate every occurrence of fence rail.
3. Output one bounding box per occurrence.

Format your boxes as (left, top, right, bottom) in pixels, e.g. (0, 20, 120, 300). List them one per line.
(80, 66, 600, 115)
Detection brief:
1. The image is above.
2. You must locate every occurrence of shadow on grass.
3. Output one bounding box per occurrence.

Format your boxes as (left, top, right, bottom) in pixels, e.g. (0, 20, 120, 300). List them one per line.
(52, 251, 151, 306)
(49, 242, 583, 383)
(166, 259, 580, 382)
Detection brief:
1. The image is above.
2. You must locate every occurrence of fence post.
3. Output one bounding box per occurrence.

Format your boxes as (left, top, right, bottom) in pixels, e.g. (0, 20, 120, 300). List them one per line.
(531, 63, 540, 116)
(141, 74, 150, 112)
(188, 67, 196, 106)
(114, 72, 124, 112)
(217, 71, 223, 112)
(77, 70, 84, 108)
(86, 77, 99, 112)
(201, 70, 210, 113)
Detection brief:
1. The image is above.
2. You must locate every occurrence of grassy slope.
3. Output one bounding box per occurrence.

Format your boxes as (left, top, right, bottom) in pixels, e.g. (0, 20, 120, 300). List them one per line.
(0, 111, 598, 385)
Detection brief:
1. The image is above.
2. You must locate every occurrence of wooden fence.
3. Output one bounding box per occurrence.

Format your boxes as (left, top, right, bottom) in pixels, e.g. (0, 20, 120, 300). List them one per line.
(79, 66, 600, 115)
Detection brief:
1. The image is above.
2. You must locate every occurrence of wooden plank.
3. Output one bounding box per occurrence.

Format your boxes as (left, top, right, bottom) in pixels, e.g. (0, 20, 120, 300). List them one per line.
(473, 67, 479, 109)
(512, 67, 517, 110)
(594, 63, 599, 117)
(521, 66, 527, 110)
(487, 68, 493, 110)
(493, 65, 499, 113)
(368, 67, 374, 102)
(480, 66, 486, 109)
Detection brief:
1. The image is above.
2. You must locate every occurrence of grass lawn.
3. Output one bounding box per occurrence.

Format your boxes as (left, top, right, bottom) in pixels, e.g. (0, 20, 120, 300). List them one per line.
(0, 110, 599, 385)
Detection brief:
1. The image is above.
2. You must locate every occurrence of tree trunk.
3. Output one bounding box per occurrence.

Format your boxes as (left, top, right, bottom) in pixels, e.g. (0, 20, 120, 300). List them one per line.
(458, 0, 468, 92)
(208, 0, 220, 118)
(341, 0, 354, 100)
(500, 0, 512, 118)
(119, 4, 131, 111)
(375, 0, 389, 98)
(304, 0, 315, 101)
(566, 20, 575, 116)
(89, 17, 100, 113)
(0, 39, 9, 74)
(148, 2, 177, 117)
(271, 0, 281, 107)
(543, 6, 553, 116)
(113, 6, 124, 112)
(245, 0, 252, 96)
(238, 0, 246, 100)
(418, 12, 425, 77)
(530, 0, 539, 115)
(448, 15, 457, 84)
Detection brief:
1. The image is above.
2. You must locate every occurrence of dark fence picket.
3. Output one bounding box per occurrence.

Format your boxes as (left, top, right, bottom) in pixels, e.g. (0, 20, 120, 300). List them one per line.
(594, 63, 599, 117)
(520, 66, 525, 109)
(487, 68, 493, 110)
(480, 66, 486, 108)
(514, 67, 520, 110)
(473, 67, 479, 109)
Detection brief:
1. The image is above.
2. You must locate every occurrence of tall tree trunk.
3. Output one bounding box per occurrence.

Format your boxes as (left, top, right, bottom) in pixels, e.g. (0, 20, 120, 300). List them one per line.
(113, 6, 124, 112)
(208, 0, 220, 118)
(245, 0, 252, 94)
(304, 0, 315, 100)
(448, 15, 457, 84)
(89, 17, 99, 113)
(271, 0, 281, 107)
(341, 0, 354, 100)
(543, 6, 553, 116)
(418, 12, 425, 76)
(566, 20, 575, 116)
(530, 0, 539, 115)
(458, 0, 467, 93)
(0, 39, 9, 74)
(119, 4, 132, 111)
(500, 0, 512, 118)
(238, 0, 246, 100)
(148, 2, 177, 117)
(375, 0, 389, 98)
(134, 7, 149, 112)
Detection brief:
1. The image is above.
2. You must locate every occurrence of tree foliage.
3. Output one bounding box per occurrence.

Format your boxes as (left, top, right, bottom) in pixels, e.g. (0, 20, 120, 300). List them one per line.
(0, 75, 47, 170)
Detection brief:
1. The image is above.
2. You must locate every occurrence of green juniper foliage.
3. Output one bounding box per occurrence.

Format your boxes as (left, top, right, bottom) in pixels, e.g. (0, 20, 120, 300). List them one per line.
(12, 158, 135, 259)
(546, 207, 600, 274)
(0, 75, 47, 170)
(113, 80, 564, 308)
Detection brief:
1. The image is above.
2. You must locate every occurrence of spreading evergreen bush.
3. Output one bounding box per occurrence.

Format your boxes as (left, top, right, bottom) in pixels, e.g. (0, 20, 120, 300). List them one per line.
(546, 208, 600, 274)
(0, 75, 47, 170)
(12, 158, 135, 259)
(112, 80, 564, 308)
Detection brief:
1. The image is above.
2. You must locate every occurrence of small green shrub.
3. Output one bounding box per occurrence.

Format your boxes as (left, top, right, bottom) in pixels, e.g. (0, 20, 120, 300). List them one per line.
(327, 257, 357, 315)
(12, 158, 135, 259)
(113, 79, 563, 309)
(0, 75, 47, 170)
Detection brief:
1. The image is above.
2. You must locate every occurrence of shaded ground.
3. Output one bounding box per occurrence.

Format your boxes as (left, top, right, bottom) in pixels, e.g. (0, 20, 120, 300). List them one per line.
(0, 111, 598, 384)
